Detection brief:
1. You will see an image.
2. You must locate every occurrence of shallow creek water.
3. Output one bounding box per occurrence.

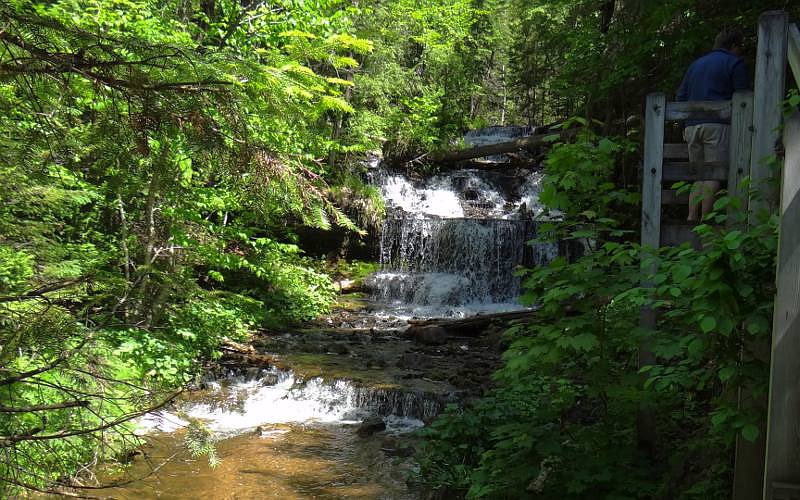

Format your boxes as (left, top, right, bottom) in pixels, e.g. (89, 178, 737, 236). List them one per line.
(99, 424, 414, 499)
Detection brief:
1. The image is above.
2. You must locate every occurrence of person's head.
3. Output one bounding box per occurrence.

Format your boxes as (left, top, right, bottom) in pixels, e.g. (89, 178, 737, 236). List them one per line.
(714, 28, 744, 55)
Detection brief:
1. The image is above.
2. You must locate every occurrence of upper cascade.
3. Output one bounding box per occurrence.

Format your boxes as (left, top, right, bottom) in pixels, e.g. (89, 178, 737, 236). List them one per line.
(366, 158, 558, 318)
(372, 167, 546, 220)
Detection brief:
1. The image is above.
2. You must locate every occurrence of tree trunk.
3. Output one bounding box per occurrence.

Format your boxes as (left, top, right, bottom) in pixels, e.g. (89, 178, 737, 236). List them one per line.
(428, 132, 549, 164)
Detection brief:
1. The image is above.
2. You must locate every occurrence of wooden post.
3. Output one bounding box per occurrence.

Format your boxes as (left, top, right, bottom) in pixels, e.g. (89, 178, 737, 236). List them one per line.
(763, 112, 800, 499)
(730, 90, 760, 500)
(641, 92, 665, 250)
(749, 11, 789, 223)
(728, 91, 754, 221)
(638, 92, 665, 454)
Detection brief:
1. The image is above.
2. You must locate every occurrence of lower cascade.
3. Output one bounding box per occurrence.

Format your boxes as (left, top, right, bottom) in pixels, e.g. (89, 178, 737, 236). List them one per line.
(139, 367, 446, 438)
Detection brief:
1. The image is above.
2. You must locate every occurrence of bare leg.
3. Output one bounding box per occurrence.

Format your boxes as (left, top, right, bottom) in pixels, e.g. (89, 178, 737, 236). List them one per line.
(700, 180, 720, 219)
(687, 181, 702, 222)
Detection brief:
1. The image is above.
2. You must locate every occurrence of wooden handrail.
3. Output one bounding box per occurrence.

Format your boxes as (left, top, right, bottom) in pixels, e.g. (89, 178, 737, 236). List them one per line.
(665, 100, 732, 122)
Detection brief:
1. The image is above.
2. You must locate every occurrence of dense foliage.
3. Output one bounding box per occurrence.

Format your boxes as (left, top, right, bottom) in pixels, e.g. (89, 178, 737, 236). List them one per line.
(0, 0, 376, 494)
(419, 180, 776, 497)
(351, 0, 511, 159)
(0, 0, 521, 494)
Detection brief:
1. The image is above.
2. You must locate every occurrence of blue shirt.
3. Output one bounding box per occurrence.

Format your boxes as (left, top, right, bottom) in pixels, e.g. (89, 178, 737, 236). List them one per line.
(676, 49, 749, 125)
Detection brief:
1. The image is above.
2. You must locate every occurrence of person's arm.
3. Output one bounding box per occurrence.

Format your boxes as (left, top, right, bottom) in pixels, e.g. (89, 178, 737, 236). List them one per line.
(731, 59, 749, 90)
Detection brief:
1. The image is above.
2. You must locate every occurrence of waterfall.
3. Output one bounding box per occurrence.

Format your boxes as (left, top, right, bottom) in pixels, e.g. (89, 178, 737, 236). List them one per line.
(366, 162, 558, 318)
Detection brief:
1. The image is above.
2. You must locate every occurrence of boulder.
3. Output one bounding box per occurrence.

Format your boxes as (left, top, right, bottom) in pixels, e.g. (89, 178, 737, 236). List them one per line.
(326, 342, 350, 355)
(409, 325, 448, 346)
(356, 416, 386, 438)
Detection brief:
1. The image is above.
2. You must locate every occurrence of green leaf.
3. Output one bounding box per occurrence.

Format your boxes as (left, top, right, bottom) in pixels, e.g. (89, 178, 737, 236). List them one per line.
(741, 424, 760, 442)
(718, 366, 736, 382)
(700, 316, 716, 333)
(568, 333, 599, 351)
(687, 338, 704, 355)
(724, 230, 742, 249)
(711, 412, 727, 426)
(746, 315, 769, 335)
(543, 133, 561, 143)
(597, 138, 617, 154)
(672, 264, 692, 283)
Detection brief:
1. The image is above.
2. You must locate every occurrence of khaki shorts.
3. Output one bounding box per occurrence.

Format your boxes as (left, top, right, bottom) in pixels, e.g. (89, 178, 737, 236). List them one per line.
(683, 124, 730, 167)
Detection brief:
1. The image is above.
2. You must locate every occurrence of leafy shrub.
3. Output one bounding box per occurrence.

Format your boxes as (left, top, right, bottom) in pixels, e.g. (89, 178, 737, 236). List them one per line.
(110, 292, 262, 384)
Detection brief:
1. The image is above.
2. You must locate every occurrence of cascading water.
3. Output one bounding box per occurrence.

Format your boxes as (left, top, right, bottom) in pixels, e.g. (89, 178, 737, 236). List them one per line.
(119, 368, 437, 497)
(366, 161, 558, 318)
(138, 367, 444, 438)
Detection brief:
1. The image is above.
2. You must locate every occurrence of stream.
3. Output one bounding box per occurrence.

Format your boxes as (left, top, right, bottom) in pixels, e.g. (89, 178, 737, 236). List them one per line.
(103, 128, 558, 499)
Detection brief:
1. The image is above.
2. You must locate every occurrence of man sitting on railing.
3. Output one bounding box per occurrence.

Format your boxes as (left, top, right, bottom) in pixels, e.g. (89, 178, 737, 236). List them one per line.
(677, 28, 750, 222)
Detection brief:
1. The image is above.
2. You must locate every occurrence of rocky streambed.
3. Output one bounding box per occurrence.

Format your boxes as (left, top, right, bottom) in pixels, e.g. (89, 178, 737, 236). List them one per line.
(98, 297, 505, 499)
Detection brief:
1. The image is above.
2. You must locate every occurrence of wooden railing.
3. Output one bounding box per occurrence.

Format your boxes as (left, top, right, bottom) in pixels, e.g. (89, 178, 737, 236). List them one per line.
(640, 91, 754, 249)
(638, 10, 800, 500)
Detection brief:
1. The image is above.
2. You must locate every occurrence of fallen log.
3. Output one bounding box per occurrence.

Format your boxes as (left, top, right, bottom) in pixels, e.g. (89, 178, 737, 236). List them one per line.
(448, 154, 545, 170)
(406, 309, 538, 339)
(429, 133, 551, 164)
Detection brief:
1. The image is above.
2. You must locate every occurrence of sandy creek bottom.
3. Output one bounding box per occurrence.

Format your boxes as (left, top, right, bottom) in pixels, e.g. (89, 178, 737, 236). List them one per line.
(97, 424, 416, 499)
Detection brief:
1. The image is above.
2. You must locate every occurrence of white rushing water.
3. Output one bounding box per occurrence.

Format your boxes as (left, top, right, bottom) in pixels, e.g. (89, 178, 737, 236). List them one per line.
(137, 368, 428, 438)
(379, 174, 465, 218)
(367, 155, 558, 317)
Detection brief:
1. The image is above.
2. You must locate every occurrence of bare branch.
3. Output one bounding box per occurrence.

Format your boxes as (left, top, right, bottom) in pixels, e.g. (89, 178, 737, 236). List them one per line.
(0, 277, 87, 303)
(0, 400, 90, 413)
(0, 391, 180, 447)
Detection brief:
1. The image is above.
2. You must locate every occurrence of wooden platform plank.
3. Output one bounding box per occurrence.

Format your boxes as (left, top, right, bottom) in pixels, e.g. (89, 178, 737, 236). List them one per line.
(728, 91, 754, 212)
(662, 163, 729, 182)
(663, 143, 689, 160)
(638, 93, 665, 455)
(764, 111, 800, 498)
(749, 10, 788, 221)
(641, 93, 665, 249)
(788, 23, 800, 85)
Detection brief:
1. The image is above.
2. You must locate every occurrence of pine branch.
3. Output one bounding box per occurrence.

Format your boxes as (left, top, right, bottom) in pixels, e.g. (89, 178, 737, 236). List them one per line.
(0, 391, 180, 447)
